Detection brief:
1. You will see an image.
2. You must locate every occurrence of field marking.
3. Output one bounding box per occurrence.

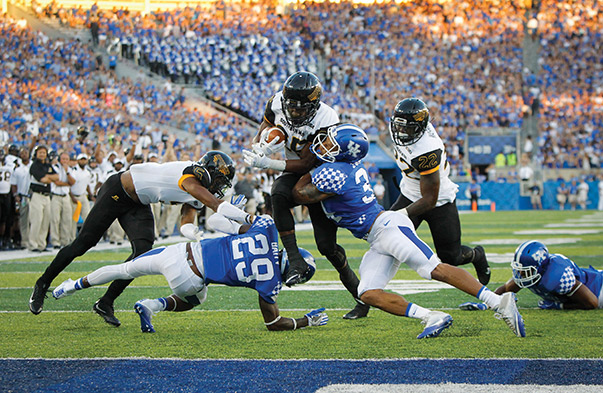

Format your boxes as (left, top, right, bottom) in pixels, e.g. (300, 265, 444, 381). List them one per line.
(545, 223, 603, 228)
(514, 229, 600, 235)
(477, 238, 582, 245)
(317, 383, 602, 393)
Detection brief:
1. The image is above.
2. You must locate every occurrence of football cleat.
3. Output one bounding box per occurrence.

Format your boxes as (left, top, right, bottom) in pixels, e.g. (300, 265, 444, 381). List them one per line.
(343, 302, 370, 320)
(93, 300, 121, 327)
(52, 279, 76, 299)
(473, 246, 491, 285)
(459, 301, 489, 311)
(29, 280, 50, 315)
(134, 300, 156, 333)
(417, 311, 453, 339)
(494, 292, 526, 337)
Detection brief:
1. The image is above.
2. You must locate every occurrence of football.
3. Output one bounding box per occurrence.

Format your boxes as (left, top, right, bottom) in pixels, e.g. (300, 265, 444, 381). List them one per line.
(262, 127, 287, 145)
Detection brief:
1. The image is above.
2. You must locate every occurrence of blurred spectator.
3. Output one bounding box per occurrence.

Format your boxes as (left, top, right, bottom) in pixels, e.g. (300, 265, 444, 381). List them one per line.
(373, 177, 385, 206)
(568, 179, 579, 211)
(598, 175, 603, 211)
(556, 181, 569, 210)
(529, 183, 542, 210)
(577, 178, 589, 210)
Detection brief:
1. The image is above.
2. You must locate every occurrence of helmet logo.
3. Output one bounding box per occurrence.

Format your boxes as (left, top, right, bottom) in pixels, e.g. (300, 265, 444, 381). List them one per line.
(532, 248, 547, 263)
(413, 109, 428, 122)
(347, 141, 361, 158)
(307, 86, 321, 101)
(213, 154, 231, 176)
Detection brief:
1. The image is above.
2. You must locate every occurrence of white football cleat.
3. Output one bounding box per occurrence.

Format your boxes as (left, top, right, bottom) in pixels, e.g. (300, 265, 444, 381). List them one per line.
(52, 279, 77, 299)
(495, 292, 526, 337)
(417, 311, 453, 339)
(134, 299, 156, 333)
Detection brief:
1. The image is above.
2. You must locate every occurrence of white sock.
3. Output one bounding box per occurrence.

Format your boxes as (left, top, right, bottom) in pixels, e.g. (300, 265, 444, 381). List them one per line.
(141, 298, 166, 313)
(477, 286, 501, 310)
(406, 303, 430, 320)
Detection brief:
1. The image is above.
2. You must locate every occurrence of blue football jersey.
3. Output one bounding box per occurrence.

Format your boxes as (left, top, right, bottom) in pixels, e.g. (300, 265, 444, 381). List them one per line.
(200, 216, 282, 304)
(529, 254, 603, 303)
(312, 161, 384, 239)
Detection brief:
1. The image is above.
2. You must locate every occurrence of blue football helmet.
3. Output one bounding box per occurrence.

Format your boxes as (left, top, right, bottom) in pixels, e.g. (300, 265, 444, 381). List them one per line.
(280, 248, 316, 284)
(511, 240, 549, 288)
(311, 123, 369, 163)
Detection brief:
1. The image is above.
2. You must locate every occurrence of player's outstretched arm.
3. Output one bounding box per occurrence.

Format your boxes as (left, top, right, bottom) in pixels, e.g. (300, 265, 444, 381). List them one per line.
(494, 278, 521, 295)
(259, 296, 328, 331)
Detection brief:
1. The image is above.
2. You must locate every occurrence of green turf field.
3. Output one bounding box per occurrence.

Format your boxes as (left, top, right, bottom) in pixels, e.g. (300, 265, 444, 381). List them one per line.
(1, 210, 601, 359)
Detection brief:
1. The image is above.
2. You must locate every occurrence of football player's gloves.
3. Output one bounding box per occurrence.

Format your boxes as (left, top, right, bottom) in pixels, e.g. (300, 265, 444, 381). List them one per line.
(512, 240, 549, 288)
(458, 301, 489, 311)
(256, 132, 285, 156)
(305, 307, 328, 327)
(230, 194, 248, 210)
(242, 149, 286, 171)
(180, 223, 204, 241)
(538, 299, 563, 310)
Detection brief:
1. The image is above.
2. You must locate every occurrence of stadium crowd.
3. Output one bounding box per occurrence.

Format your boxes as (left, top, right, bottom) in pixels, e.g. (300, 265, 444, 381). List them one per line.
(0, 0, 601, 250)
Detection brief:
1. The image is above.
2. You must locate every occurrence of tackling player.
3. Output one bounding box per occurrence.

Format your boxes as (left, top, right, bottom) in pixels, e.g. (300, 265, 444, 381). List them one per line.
(460, 240, 602, 311)
(292, 123, 526, 338)
(52, 214, 328, 332)
(30, 151, 253, 327)
(243, 71, 368, 319)
(388, 98, 491, 285)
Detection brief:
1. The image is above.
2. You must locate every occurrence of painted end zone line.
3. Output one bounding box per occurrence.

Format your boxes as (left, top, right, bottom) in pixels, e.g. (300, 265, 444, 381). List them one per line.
(1, 359, 601, 392)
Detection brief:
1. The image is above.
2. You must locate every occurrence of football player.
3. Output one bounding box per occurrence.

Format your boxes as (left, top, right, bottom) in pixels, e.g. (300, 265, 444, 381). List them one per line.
(292, 123, 526, 338)
(243, 71, 368, 319)
(460, 241, 602, 311)
(388, 98, 491, 285)
(30, 151, 253, 327)
(52, 214, 328, 333)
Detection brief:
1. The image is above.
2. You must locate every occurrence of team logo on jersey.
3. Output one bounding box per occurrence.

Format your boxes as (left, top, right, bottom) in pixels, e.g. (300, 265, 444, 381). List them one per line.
(111, 195, 119, 201)
(347, 141, 361, 158)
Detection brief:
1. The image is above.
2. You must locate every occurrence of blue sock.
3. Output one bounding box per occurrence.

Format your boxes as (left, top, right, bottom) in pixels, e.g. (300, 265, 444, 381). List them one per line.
(74, 278, 84, 290)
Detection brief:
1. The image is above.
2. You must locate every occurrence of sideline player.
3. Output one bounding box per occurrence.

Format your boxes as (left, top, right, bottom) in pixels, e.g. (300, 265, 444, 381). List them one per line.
(460, 240, 602, 311)
(30, 151, 250, 327)
(388, 98, 491, 285)
(243, 71, 368, 319)
(52, 214, 328, 332)
(292, 123, 525, 338)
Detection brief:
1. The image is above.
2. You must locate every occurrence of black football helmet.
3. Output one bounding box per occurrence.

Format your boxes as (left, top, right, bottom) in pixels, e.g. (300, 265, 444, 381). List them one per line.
(389, 98, 430, 146)
(281, 71, 322, 128)
(193, 151, 235, 198)
(8, 144, 18, 156)
(77, 126, 89, 138)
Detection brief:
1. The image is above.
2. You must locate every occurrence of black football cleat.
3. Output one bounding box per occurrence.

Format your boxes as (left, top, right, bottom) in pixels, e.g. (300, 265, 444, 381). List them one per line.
(473, 245, 491, 285)
(93, 300, 121, 327)
(284, 257, 310, 287)
(29, 280, 50, 315)
(343, 302, 370, 320)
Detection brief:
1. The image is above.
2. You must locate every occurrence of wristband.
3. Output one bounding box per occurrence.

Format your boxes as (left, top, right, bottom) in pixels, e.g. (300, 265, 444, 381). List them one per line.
(267, 158, 286, 171)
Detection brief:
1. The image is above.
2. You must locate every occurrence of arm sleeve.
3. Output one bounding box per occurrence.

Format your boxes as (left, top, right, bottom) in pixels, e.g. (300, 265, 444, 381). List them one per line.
(410, 149, 443, 175)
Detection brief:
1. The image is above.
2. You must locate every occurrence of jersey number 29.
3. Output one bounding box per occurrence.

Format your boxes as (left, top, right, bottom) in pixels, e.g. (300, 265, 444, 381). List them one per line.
(232, 233, 273, 283)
